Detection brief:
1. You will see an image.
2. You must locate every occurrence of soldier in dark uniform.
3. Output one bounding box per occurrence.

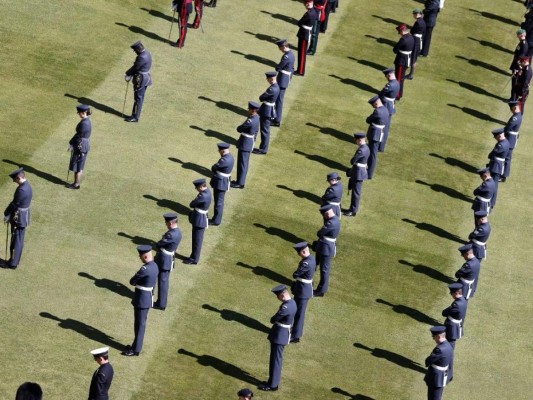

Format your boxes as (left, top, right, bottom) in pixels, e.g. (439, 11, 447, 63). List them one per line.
(468, 211, 490, 262)
(321, 172, 343, 218)
(258, 284, 297, 392)
(184, 178, 212, 265)
(313, 205, 341, 297)
(521, 8, 533, 56)
(192, 0, 203, 29)
(471, 167, 496, 216)
(420, 0, 442, 57)
(455, 244, 480, 301)
(253, 72, 280, 155)
(295, 0, 318, 76)
(502, 100, 522, 181)
(344, 133, 370, 217)
(3, 168, 32, 269)
(237, 388, 254, 400)
(487, 128, 510, 207)
(424, 326, 454, 400)
(272, 40, 295, 127)
(319, 0, 332, 33)
(122, 245, 159, 356)
(512, 56, 532, 114)
(88, 346, 114, 399)
(378, 68, 400, 152)
(153, 213, 182, 311)
(171, 0, 193, 48)
(231, 102, 260, 189)
(307, 0, 325, 55)
(365, 95, 390, 179)
(510, 29, 529, 78)
(124, 41, 152, 122)
(441, 283, 467, 349)
(406, 8, 426, 80)
(67, 104, 92, 189)
(393, 23, 415, 99)
(290, 242, 316, 343)
(209, 143, 234, 226)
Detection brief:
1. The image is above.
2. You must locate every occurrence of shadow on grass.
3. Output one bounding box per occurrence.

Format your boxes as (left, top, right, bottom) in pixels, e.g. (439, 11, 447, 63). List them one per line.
(259, 10, 298, 25)
(446, 79, 507, 101)
(306, 122, 353, 144)
(294, 150, 346, 170)
(139, 7, 173, 22)
(329, 74, 378, 93)
(455, 55, 511, 77)
(198, 96, 248, 117)
(236, 261, 293, 286)
(415, 179, 472, 203)
(375, 298, 441, 326)
(243, 31, 280, 45)
(468, 9, 519, 26)
(467, 37, 514, 55)
(346, 57, 388, 72)
(64, 93, 123, 118)
(168, 157, 211, 177)
(353, 342, 426, 373)
(253, 223, 304, 244)
(190, 125, 237, 145)
(398, 259, 455, 284)
(428, 153, 479, 174)
(202, 304, 270, 334)
(447, 103, 506, 125)
(371, 15, 404, 26)
(40, 312, 127, 350)
(143, 194, 191, 216)
(364, 35, 396, 47)
(115, 22, 173, 45)
(331, 387, 376, 400)
(230, 50, 277, 68)
(177, 348, 263, 385)
(78, 272, 134, 299)
(277, 184, 322, 205)
(2, 159, 65, 186)
(402, 218, 466, 244)
(117, 231, 156, 246)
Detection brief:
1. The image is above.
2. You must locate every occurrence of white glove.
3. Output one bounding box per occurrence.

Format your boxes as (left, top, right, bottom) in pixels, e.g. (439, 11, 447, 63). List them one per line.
(124, 75, 132, 82)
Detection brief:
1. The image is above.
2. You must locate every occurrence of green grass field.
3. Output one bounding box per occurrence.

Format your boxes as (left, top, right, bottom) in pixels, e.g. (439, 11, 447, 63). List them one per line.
(1, 0, 532, 398)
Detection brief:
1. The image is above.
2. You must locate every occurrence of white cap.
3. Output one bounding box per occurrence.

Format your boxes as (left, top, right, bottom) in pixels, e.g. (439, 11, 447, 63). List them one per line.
(90, 347, 109, 357)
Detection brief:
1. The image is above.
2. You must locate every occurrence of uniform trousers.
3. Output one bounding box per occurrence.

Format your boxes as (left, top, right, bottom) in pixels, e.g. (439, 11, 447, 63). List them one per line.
(268, 342, 285, 388)
(395, 64, 406, 99)
(349, 180, 363, 213)
(190, 227, 205, 262)
(156, 270, 170, 308)
(367, 140, 380, 179)
(315, 253, 332, 294)
(274, 88, 286, 124)
(259, 117, 271, 153)
(9, 225, 26, 267)
(489, 172, 500, 207)
(212, 189, 226, 224)
(296, 37, 309, 75)
(504, 148, 514, 177)
(379, 118, 392, 152)
(236, 150, 251, 186)
(291, 297, 309, 339)
(427, 386, 443, 400)
(132, 85, 147, 120)
(132, 307, 149, 353)
(421, 27, 434, 56)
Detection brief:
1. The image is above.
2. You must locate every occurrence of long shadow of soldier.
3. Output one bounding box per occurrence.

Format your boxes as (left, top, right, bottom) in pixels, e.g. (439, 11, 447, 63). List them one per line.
(468, 9, 518, 26)
(177, 348, 263, 385)
(415, 179, 472, 203)
(428, 153, 479, 174)
(398, 259, 455, 284)
(353, 342, 426, 374)
(347, 57, 388, 72)
(117, 231, 155, 246)
(64, 93, 123, 118)
(446, 79, 507, 102)
(190, 125, 237, 146)
(143, 194, 191, 217)
(375, 298, 441, 326)
(139, 7, 174, 22)
(371, 15, 404, 26)
(456, 55, 511, 77)
(260, 10, 298, 25)
(467, 37, 513, 55)
(243, 31, 280, 45)
(2, 159, 65, 186)
(236, 261, 293, 286)
(40, 312, 127, 350)
(364, 35, 396, 47)
(198, 96, 248, 117)
(402, 218, 466, 244)
(253, 223, 304, 244)
(230, 50, 277, 68)
(78, 272, 134, 299)
(168, 157, 211, 177)
(294, 150, 346, 171)
(276, 184, 322, 205)
(447, 104, 506, 125)
(331, 387, 376, 400)
(115, 22, 173, 45)
(202, 304, 270, 334)
(329, 74, 378, 94)
(306, 122, 355, 144)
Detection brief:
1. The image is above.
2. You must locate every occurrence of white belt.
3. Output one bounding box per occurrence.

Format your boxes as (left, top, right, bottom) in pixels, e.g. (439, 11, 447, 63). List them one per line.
(447, 316, 462, 324)
(276, 322, 291, 329)
(240, 133, 254, 139)
(322, 236, 337, 243)
(471, 239, 486, 246)
(399, 50, 412, 66)
(136, 285, 153, 291)
(328, 201, 340, 206)
(399, 50, 412, 55)
(263, 101, 275, 107)
(195, 208, 208, 214)
(302, 25, 312, 30)
(356, 163, 367, 168)
(494, 157, 505, 162)
(476, 195, 490, 202)
(216, 171, 231, 178)
(281, 70, 291, 75)
(414, 34, 423, 38)
(431, 364, 449, 372)
(18, 207, 29, 211)
(371, 124, 385, 129)
(160, 248, 175, 256)
(140, 71, 151, 75)
(296, 278, 313, 284)
(460, 277, 474, 284)
(508, 131, 519, 135)
(383, 96, 396, 102)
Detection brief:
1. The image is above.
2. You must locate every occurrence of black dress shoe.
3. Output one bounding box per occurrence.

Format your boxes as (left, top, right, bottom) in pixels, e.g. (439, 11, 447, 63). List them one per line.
(183, 259, 197, 265)
(290, 338, 300, 344)
(293, 72, 304, 76)
(258, 385, 278, 391)
(271, 121, 280, 127)
(170, 42, 179, 47)
(313, 290, 324, 297)
(499, 177, 507, 182)
(66, 183, 80, 190)
(343, 211, 356, 217)
(208, 219, 220, 226)
(125, 117, 138, 122)
(230, 183, 244, 189)
(404, 74, 413, 80)
(252, 149, 266, 155)
(121, 349, 139, 356)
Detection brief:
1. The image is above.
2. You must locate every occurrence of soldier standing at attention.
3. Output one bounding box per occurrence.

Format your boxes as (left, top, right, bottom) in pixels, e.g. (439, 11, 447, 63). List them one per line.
(192, 0, 203, 29)
(171, 0, 193, 48)
(313, 204, 341, 297)
(295, 0, 318, 76)
(441, 283, 467, 349)
(406, 8, 426, 80)
(122, 245, 158, 356)
(502, 100, 522, 182)
(468, 211, 491, 262)
(67, 104, 92, 189)
(365, 95, 390, 179)
(509, 29, 528, 87)
(153, 213, 182, 311)
(321, 172, 343, 218)
(471, 167, 496, 217)
(290, 242, 316, 343)
(424, 326, 454, 400)
(455, 244, 480, 301)
(393, 23, 415, 99)
(487, 128, 510, 207)
(344, 133, 370, 217)
(3, 168, 32, 270)
(258, 285, 297, 392)
(378, 67, 400, 152)
(88, 346, 114, 400)
(253, 72, 280, 155)
(184, 178, 212, 265)
(231, 102, 260, 189)
(272, 39, 295, 127)
(124, 41, 152, 122)
(420, 0, 443, 57)
(209, 143, 234, 226)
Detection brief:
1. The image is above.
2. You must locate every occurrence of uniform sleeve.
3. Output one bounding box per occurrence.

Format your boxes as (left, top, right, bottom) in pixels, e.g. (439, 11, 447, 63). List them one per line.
(270, 303, 291, 324)
(425, 346, 442, 367)
(130, 265, 148, 285)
